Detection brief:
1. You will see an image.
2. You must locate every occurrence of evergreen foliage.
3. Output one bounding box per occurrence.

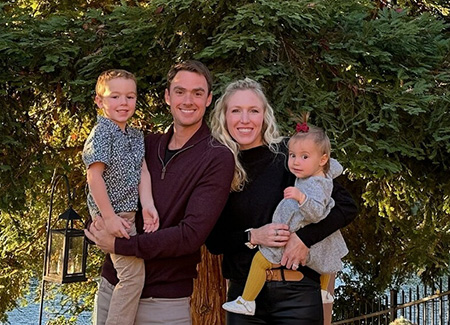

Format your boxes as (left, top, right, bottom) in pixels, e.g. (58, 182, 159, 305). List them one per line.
(0, 0, 448, 322)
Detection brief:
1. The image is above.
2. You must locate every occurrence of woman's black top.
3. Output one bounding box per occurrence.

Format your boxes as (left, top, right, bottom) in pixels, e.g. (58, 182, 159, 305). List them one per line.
(206, 142, 358, 283)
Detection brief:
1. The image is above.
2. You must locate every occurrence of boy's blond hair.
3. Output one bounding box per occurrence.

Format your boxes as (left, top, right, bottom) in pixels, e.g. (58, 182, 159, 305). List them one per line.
(95, 69, 137, 96)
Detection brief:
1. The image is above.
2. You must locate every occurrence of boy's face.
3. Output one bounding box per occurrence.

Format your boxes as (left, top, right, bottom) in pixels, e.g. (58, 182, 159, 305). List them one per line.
(95, 77, 137, 131)
(288, 138, 328, 179)
(164, 70, 212, 132)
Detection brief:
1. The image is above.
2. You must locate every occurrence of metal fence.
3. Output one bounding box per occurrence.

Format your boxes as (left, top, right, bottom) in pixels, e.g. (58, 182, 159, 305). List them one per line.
(332, 277, 450, 325)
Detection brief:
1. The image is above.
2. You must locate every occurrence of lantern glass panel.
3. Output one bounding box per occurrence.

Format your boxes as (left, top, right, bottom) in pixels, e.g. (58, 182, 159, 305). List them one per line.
(48, 230, 65, 276)
(67, 230, 84, 275)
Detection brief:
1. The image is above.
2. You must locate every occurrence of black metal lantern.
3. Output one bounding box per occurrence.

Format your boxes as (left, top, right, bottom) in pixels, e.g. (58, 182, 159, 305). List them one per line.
(39, 172, 88, 324)
(44, 206, 88, 283)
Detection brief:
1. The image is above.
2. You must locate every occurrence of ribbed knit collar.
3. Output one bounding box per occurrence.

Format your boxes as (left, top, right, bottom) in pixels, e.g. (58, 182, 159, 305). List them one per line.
(239, 145, 272, 164)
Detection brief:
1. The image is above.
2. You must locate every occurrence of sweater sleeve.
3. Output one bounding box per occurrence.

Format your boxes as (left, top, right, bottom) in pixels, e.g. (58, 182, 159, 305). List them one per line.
(297, 177, 333, 224)
(114, 147, 235, 260)
(296, 179, 358, 247)
(205, 209, 247, 255)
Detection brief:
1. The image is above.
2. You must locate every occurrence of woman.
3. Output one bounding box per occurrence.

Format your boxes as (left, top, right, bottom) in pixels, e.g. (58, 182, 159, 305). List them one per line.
(206, 78, 357, 324)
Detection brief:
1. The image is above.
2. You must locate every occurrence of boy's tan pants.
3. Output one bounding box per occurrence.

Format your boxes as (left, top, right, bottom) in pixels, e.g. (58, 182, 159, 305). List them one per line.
(101, 212, 145, 325)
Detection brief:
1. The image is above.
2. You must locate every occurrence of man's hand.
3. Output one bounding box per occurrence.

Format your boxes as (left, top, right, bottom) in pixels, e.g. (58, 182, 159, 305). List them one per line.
(142, 205, 160, 233)
(84, 216, 116, 254)
(280, 233, 310, 270)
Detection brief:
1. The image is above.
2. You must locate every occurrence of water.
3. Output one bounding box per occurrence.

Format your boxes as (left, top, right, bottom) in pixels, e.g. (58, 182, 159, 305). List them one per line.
(3, 280, 92, 325)
(4, 299, 91, 325)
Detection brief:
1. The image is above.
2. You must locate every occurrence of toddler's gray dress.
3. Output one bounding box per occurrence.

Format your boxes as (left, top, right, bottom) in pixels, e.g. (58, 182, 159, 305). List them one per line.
(259, 158, 349, 274)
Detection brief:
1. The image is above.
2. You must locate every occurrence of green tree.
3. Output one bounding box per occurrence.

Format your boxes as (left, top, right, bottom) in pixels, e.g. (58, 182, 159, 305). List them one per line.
(0, 0, 449, 323)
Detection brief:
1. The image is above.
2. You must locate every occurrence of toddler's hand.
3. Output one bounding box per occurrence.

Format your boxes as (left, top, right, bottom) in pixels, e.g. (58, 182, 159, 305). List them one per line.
(104, 214, 130, 239)
(142, 205, 160, 233)
(284, 187, 305, 204)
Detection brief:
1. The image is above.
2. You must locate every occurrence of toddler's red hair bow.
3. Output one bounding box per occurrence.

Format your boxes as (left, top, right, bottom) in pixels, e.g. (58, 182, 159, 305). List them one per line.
(296, 122, 309, 133)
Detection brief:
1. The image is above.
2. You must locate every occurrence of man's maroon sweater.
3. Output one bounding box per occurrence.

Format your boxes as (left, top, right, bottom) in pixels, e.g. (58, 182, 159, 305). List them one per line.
(101, 121, 235, 298)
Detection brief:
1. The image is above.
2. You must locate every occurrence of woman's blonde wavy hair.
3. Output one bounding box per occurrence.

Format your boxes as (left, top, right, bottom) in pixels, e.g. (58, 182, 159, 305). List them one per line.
(210, 78, 283, 191)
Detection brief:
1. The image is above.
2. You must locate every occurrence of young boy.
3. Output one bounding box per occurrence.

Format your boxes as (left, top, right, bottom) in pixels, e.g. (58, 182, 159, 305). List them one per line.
(82, 69, 159, 325)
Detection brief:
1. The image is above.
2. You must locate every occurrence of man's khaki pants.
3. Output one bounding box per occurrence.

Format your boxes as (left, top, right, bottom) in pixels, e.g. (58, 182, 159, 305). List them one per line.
(94, 277, 192, 325)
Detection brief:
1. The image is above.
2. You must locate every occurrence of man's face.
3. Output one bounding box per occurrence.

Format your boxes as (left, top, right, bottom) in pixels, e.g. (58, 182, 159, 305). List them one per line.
(164, 70, 212, 131)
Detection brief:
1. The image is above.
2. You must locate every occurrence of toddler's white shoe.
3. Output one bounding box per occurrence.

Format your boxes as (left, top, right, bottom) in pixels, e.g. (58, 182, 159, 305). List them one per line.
(321, 289, 335, 304)
(222, 296, 256, 315)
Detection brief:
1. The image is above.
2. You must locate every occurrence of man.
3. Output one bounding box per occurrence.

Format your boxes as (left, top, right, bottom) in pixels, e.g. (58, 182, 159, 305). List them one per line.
(85, 60, 235, 324)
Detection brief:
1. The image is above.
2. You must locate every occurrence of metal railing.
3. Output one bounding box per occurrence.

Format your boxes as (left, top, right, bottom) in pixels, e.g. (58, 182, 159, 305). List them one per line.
(332, 277, 450, 325)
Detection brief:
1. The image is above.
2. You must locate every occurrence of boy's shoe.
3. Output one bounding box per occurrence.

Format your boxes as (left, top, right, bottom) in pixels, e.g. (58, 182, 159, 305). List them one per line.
(321, 289, 335, 304)
(222, 296, 256, 315)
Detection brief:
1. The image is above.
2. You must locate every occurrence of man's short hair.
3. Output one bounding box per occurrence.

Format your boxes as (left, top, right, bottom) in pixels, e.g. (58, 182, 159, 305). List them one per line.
(96, 69, 137, 96)
(166, 60, 212, 94)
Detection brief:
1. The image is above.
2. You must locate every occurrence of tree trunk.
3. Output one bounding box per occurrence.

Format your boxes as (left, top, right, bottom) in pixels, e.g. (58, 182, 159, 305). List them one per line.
(191, 245, 226, 325)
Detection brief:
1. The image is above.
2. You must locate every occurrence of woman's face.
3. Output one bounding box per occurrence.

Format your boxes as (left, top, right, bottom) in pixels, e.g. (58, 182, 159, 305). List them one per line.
(225, 89, 264, 150)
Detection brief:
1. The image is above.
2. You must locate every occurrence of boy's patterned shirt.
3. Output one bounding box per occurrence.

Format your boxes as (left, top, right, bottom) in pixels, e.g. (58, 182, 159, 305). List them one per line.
(82, 115, 144, 217)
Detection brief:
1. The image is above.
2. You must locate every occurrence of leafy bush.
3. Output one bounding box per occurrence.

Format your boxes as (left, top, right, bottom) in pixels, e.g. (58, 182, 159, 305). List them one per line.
(0, 0, 449, 322)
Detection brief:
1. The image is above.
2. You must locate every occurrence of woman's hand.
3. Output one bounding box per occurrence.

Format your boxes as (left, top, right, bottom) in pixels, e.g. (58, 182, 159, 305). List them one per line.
(280, 233, 310, 270)
(250, 223, 290, 247)
(84, 216, 116, 254)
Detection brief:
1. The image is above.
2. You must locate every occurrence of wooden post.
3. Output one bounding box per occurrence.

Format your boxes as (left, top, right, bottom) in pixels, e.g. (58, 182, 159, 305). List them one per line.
(390, 289, 398, 322)
(191, 245, 226, 325)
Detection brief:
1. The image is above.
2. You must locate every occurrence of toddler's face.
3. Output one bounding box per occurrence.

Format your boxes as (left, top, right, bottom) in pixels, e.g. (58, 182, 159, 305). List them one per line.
(96, 77, 137, 130)
(288, 138, 328, 179)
